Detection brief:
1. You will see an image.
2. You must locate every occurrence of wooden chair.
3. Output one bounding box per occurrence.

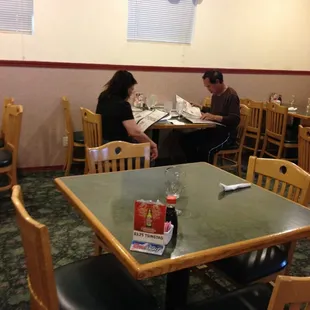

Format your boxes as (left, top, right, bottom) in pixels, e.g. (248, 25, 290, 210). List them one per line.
(267, 275, 310, 310)
(87, 141, 150, 174)
(187, 275, 310, 310)
(242, 100, 264, 156)
(0, 97, 14, 148)
(212, 156, 310, 287)
(61, 97, 85, 176)
(260, 102, 298, 161)
(0, 104, 23, 192)
(239, 98, 250, 106)
(298, 125, 310, 173)
(80, 107, 102, 173)
(87, 141, 150, 254)
(202, 97, 211, 108)
(11, 185, 157, 310)
(213, 104, 250, 176)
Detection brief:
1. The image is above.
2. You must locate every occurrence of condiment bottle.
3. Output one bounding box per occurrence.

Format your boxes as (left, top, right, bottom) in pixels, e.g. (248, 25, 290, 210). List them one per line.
(166, 195, 178, 237)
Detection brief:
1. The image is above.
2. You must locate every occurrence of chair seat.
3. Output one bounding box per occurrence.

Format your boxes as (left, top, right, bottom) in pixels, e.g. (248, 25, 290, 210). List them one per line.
(0, 138, 4, 148)
(73, 131, 84, 144)
(187, 283, 272, 310)
(0, 149, 12, 168)
(55, 254, 157, 310)
(212, 246, 288, 285)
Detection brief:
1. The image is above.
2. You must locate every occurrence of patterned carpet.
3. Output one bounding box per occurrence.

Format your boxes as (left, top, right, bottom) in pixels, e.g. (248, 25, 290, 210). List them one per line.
(0, 168, 310, 309)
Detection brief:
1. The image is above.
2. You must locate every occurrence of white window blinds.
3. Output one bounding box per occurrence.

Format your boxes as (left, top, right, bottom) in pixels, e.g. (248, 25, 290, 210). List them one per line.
(0, 0, 33, 34)
(128, 0, 197, 44)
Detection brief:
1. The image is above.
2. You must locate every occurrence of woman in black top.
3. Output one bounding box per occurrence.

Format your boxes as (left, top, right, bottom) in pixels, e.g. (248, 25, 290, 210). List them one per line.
(96, 70, 158, 160)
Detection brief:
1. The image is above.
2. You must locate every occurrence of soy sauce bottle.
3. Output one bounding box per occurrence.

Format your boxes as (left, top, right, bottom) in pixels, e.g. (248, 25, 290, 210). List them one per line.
(166, 195, 178, 237)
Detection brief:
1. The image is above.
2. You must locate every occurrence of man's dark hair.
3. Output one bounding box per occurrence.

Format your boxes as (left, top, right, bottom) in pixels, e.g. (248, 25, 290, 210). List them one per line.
(202, 70, 224, 84)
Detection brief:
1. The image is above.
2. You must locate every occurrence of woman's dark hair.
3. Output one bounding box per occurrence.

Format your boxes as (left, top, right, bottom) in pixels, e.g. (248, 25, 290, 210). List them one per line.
(202, 70, 223, 84)
(102, 70, 137, 100)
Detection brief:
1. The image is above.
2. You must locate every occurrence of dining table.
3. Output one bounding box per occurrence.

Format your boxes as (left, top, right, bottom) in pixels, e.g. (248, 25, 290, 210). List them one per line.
(149, 116, 216, 145)
(55, 163, 310, 310)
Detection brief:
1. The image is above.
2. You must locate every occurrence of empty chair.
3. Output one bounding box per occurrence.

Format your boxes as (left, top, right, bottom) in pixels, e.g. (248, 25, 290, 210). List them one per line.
(212, 156, 310, 286)
(242, 100, 264, 156)
(298, 125, 310, 173)
(0, 97, 14, 148)
(87, 141, 150, 254)
(11, 185, 157, 310)
(80, 107, 102, 173)
(187, 275, 310, 310)
(0, 104, 23, 192)
(61, 97, 85, 176)
(87, 141, 150, 173)
(202, 97, 211, 108)
(213, 104, 250, 176)
(260, 102, 298, 160)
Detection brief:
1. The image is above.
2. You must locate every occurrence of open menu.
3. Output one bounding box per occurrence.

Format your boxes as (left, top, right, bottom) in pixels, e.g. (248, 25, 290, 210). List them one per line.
(133, 109, 168, 132)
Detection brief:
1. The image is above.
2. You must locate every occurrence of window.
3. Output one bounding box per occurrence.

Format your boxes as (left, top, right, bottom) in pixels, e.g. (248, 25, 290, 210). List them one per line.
(0, 0, 33, 34)
(128, 0, 197, 44)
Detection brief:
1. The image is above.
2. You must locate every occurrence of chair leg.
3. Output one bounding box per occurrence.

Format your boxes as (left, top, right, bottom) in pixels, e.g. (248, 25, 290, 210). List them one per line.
(64, 146, 73, 176)
(11, 168, 17, 186)
(253, 134, 260, 157)
(237, 152, 242, 176)
(213, 153, 219, 166)
(94, 241, 102, 256)
(260, 137, 267, 158)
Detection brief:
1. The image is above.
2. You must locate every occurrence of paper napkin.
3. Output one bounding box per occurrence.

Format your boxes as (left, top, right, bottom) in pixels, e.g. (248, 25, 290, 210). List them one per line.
(219, 182, 251, 192)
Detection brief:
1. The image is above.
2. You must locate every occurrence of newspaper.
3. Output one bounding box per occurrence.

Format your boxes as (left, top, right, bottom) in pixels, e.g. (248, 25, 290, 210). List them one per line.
(136, 109, 168, 132)
(176, 95, 225, 127)
(133, 110, 153, 123)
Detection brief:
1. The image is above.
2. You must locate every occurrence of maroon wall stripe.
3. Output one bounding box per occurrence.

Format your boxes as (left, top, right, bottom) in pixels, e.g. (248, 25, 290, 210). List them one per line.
(1, 60, 310, 76)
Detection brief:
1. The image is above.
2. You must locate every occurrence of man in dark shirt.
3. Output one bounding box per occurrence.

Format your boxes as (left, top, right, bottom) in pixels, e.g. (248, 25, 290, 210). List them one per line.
(181, 70, 240, 163)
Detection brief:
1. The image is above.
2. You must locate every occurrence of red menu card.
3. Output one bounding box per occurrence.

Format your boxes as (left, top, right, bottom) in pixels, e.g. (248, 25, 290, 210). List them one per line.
(133, 200, 166, 246)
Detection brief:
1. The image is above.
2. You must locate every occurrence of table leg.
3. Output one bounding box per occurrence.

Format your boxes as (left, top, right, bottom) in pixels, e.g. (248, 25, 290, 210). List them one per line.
(165, 268, 190, 310)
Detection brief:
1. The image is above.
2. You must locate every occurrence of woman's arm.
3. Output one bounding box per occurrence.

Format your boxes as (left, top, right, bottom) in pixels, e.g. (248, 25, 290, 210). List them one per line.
(123, 119, 158, 160)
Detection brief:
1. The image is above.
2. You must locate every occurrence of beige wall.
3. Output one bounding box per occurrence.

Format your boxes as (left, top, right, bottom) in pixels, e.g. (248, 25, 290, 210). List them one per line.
(1, 66, 310, 168)
(1, 0, 310, 70)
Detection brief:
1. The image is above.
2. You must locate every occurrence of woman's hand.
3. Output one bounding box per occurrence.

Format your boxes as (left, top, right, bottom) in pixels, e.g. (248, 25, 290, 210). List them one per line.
(150, 143, 158, 160)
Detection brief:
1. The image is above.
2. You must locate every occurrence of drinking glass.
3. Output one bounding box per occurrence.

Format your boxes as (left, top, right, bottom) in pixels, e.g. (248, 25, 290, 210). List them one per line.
(165, 166, 186, 215)
(176, 101, 184, 119)
(165, 166, 185, 198)
(146, 94, 157, 110)
(289, 95, 295, 107)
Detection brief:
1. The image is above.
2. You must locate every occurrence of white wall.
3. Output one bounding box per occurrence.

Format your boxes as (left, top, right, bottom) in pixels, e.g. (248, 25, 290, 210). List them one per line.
(0, 0, 310, 70)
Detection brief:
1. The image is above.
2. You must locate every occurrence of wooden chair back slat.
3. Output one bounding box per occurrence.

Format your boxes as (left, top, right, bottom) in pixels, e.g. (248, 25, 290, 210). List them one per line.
(268, 276, 310, 310)
(6, 105, 23, 156)
(11, 186, 58, 310)
(246, 100, 264, 133)
(237, 104, 250, 143)
(265, 102, 288, 140)
(298, 125, 310, 173)
(246, 156, 310, 206)
(1, 97, 14, 140)
(87, 141, 150, 174)
(61, 97, 74, 146)
(80, 108, 102, 148)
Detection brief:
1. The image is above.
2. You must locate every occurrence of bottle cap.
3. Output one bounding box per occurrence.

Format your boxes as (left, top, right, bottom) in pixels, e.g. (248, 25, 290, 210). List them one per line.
(166, 195, 177, 204)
